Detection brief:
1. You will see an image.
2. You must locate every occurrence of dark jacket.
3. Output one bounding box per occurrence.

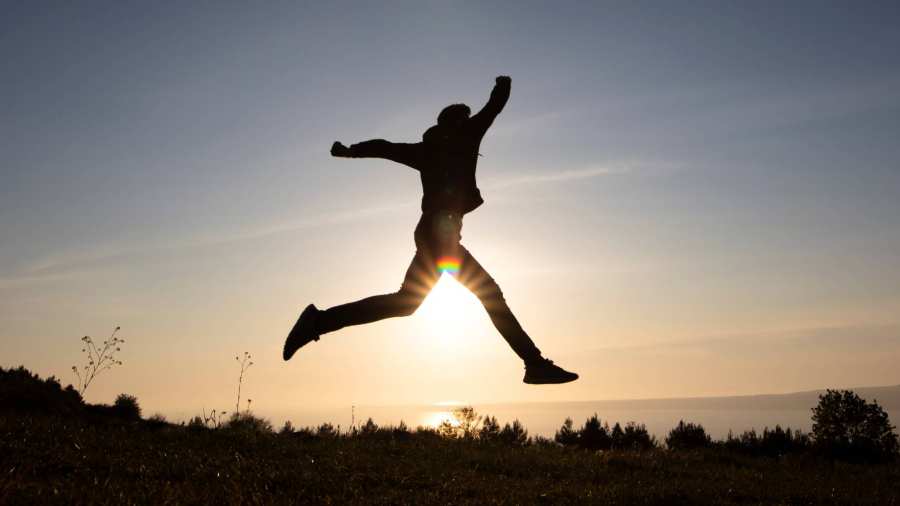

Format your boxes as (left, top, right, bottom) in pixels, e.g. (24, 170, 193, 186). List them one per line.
(347, 79, 511, 215)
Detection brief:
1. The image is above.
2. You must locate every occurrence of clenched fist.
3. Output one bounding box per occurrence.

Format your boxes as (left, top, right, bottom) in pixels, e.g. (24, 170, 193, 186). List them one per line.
(331, 141, 352, 157)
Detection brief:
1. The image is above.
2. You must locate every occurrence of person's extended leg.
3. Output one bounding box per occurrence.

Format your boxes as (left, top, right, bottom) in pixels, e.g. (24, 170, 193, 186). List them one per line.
(283, 251, 437, 360)
(456, 247, 542, 363)
(457, 246, 578, 384)
(316, 251, 437, 334)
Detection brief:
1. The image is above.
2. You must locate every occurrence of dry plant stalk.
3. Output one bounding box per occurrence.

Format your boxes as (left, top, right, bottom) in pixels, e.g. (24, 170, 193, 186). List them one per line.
(72, 326, 124, 395)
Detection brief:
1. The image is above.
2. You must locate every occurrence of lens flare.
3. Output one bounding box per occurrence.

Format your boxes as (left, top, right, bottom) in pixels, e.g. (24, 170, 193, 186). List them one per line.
(436, 256, 461, 275)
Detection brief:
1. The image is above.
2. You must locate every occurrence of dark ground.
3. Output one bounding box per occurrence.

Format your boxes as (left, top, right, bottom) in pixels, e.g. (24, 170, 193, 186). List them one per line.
(2, 413, 899, 505)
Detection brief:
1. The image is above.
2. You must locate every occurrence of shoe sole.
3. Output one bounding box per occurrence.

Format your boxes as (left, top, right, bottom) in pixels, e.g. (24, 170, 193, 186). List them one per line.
(523, 374, 579, 385)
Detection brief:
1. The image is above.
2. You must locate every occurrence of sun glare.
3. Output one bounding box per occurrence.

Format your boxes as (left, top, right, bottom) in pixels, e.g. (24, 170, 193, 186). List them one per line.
(422, 410, 459, 429)
(413, 273, 486, 349)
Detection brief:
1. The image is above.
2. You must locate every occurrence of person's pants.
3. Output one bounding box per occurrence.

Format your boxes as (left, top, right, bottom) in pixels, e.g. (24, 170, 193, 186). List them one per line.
(316, 212, 543, 364)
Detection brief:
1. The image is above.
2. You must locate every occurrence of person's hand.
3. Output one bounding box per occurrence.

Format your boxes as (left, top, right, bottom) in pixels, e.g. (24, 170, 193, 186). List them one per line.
(495, 75, 511, 85)
(331, 141, 351, 157)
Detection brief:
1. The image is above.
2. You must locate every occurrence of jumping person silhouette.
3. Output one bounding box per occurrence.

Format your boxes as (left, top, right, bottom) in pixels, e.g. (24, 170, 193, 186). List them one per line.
(283, 76, 578, 384)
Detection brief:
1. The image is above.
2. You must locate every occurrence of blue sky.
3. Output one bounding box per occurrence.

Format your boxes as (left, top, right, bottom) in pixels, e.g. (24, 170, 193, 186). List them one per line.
(2, 2, 899, 414)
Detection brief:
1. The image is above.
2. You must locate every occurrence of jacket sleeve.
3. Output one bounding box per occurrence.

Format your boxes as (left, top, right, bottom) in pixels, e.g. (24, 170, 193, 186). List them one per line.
(349, 139, 423, 170)
(468, 78, 511, 139)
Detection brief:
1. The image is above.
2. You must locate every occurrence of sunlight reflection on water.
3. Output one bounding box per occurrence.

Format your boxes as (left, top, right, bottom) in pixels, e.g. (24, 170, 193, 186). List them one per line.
(422, 410, 459, 428)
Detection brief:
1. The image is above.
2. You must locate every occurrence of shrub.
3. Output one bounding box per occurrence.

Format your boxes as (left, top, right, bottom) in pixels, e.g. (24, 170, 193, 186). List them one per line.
(666, 420, 711, 450)
(811, 389, 899, 462)
(360, 417, 379, 435)
(498, 420, 529, 446)
(554, 417, 579, 447)
(456, 406, 483, 439)
(479, 416, 501, 441)
(0, 366, 84, 416)
(531, 435, 557, 448)
(760, 426, 809, 456)
(612, 422, 657, 451)
(280, 420, 296, 435)
(579, 414, 611, 451)
(146, 413, 169, 430)
(317, 422, 337, 437)
(225, 412, 274, 434)
(392, 420, 412, 440)
(724, 426, 810, 457)
(113, 393, 141, 421)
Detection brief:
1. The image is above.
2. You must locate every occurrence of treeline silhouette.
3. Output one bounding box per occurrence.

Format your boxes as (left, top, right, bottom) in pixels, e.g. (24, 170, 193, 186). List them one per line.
(2, 365, 897, 463)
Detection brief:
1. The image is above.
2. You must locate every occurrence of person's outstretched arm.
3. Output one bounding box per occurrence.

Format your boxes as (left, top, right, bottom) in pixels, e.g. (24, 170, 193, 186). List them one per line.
(468, 75, 511, 138)
(331, 139, 422, 170)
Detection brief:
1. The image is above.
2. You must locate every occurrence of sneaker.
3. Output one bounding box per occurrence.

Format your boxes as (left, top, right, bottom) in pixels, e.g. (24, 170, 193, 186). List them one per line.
(523, 358, 578, 384)
(283, 304, 320, 361)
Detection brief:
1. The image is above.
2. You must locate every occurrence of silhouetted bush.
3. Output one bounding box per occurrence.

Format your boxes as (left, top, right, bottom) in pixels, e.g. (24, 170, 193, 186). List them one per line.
(611, 422, 657, 451)
(433, 406, 484, 439)
(146, 413, 169, 430)
(811, 389, 899, 462)
(317, 422, 337, 437)
(666, 420, 712, 450)
(479, 415, 501, 441)
(113, 393, 141, 421)
(498, 420, 529, 446)
(723, 426, 810, 457)
(360, 417, 379, 435)
(554, 417, 579, 447)
(392, 420, 412, 440)
(225, 412, 274, 434)
(578, 414, 612, 451)
(531, 435, 557, 448)
(0, 366, 84, 416)
(280, 420, 296, 435)
(187, 416, 208, 431)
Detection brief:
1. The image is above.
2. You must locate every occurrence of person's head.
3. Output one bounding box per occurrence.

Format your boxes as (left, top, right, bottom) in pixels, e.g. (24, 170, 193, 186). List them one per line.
(437, 103, 470, 129)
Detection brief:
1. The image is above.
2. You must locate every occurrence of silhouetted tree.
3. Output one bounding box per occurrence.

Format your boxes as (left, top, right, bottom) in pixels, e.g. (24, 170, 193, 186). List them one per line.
(615, 422, 657, 451)
(453, 406, 482, 439)
(361, 417, 379, 435)
(811, 389, 899, 462)
(393, 420, 411, 439)
(554, 417, 579, 447)
(480, 415, 501, 441)
(437, 420, 457, 438)
(724, 426, 810, 457)
(317, 422, 336, 437)
(578, 414, 611, 451)
(666, 420, 711, 450)
(499, 419, 529, 446)
(608, 422, 625, 449)
(280, 420, 296, 435)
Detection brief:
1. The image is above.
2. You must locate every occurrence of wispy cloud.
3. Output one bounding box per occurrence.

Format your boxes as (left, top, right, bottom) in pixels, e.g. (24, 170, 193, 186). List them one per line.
(579, 323, 900, 357)
(485, 165, 626, 190)
(1, 163, 627, 286)
(0, 201, 415, 287)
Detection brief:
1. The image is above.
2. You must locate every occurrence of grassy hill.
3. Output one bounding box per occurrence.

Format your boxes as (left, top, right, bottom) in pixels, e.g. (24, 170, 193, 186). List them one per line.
(2, 367, 899, 504)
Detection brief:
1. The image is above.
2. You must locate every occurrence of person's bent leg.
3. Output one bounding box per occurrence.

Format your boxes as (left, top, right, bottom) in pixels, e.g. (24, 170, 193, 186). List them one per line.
(316, 251, 438, 335)
(456, 247, 543, 364)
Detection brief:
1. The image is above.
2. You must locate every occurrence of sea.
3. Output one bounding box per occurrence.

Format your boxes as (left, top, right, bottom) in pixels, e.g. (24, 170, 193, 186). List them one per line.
(262, 385, 900, 439)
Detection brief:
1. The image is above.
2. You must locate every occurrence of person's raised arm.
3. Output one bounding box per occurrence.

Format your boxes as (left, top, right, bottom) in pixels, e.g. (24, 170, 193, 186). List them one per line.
(331, 139, 422, 170)
(468, 75, 511, 138)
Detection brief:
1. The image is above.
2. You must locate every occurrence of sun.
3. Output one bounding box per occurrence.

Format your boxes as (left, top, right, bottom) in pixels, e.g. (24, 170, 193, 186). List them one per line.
(413, 273, 487, 348)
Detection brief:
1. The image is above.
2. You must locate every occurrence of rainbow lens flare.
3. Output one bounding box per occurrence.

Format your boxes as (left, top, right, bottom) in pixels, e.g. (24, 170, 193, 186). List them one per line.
(436, 256, 461, 275)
